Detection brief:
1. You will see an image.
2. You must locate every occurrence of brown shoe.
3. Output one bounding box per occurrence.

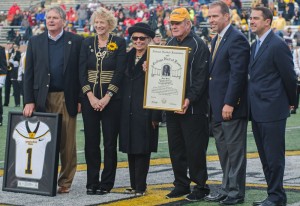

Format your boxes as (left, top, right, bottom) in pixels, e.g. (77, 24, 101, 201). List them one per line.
(58, 186, 70, 194)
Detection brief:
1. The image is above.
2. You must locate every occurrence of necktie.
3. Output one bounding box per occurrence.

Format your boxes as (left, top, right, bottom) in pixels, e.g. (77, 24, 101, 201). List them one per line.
(212, 35, 222, 61)
(254, 40, 261, 58)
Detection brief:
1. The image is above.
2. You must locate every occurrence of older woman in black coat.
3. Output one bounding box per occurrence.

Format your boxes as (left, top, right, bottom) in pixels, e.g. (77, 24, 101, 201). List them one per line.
(119, 23, 161, 196)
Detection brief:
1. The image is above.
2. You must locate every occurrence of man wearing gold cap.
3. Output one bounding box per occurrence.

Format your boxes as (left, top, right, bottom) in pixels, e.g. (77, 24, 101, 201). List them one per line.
(165, 7, 211, 201)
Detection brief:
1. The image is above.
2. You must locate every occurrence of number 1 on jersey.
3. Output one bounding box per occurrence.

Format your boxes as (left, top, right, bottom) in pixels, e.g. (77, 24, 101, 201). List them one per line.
(25, 148, 33, 174)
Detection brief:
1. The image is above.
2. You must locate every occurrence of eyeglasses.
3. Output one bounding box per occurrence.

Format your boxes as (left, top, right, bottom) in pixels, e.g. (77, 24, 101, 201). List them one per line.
(131, 36, 148, 41)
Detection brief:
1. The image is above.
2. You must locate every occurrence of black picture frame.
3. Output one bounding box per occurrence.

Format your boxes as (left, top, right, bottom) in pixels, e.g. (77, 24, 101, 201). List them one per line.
(2, 112, 61, 196)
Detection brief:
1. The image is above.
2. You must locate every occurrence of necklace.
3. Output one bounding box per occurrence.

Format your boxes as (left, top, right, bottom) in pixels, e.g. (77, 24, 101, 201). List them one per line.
(135, 55, 142, 65)
(95, 34, 112, 59)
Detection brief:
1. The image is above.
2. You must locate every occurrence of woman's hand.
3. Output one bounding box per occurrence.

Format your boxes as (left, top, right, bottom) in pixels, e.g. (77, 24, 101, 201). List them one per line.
(142, 61, 148, 72)
(98, 94, 111, 111)
(87, 92, 101, 111)
(152, 121, 159, 129)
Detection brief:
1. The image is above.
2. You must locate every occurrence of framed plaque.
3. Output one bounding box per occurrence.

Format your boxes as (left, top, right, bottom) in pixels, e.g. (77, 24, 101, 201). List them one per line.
(2, 112, 62, 196)
(143, 45, 189, 111)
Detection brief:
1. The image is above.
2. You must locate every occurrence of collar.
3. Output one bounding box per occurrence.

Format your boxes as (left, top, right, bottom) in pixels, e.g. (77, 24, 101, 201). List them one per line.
(176, 31, 193, 43)
(218, 23, 230, 38)
(257, 29, 272, 45)
(48, 29, 64, 41)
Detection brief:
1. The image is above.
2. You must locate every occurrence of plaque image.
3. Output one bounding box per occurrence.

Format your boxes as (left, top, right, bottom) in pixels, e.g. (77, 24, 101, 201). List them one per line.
(2, 112, 61, 196)
(143, 45, 189, 111)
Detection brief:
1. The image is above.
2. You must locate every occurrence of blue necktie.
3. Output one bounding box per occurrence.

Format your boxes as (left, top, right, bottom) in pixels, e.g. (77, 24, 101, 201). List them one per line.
(254, 40, 261, 58)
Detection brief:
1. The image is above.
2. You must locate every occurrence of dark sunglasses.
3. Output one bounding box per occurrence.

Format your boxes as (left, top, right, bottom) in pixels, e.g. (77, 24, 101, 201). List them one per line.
(131, 36, 148, 41)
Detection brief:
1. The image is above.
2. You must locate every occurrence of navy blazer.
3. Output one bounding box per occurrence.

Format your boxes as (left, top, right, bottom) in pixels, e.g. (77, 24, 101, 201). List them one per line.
(209, 25, 250, 122)
(248, 31, 297, 122)
(24, 31, 83, 117)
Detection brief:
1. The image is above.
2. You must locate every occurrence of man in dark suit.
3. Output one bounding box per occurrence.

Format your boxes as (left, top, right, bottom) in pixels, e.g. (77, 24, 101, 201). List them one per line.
(205, 1, 250, 205)
(249, 7, 297, 206)
(0, 45, 7, 126)
(23, 6, 83, 194)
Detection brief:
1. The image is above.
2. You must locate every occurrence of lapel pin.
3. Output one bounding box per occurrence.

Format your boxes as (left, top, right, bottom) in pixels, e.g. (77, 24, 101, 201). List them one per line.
(91, 49, 94, 52)
(68, 41, 72, 44)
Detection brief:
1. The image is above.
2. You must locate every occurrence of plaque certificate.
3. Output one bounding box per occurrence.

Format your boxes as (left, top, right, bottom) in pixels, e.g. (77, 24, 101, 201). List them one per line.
(143, 45, 189, 111)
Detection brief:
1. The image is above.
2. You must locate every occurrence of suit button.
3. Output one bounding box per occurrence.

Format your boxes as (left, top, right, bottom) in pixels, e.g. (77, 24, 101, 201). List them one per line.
(46, 85, 49, 87)
(209, 77, 212, 80)
(48, 73, 50, 76)
(129, 96, 131, 98)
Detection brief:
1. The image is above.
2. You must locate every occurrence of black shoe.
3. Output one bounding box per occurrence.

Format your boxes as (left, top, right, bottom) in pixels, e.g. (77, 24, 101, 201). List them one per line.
(86, 186, 98, 195)
(220, 196, 244, 205)
(165, 188, 190, 199)
(253, 198, 267, 206)
(96, 187, 110, 195)
(290, 109, 297, 114)
(205, 193, 227, 202)
(15, 104, 20, 107)
(259, 200, 286, 206)
(124, 188, 135, 194)
(0, 122, 2, 126)
(185, 190, 209, 202)
(3, 104, 8, 106)
(135, 190, 146, 196)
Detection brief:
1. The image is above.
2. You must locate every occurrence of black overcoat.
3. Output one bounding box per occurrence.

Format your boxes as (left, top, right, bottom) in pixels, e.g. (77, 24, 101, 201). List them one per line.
(119, 48, 161, 154)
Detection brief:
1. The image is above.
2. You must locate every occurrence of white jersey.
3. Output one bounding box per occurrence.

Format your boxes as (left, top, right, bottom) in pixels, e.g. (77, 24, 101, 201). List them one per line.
(13, 120, 51, 180)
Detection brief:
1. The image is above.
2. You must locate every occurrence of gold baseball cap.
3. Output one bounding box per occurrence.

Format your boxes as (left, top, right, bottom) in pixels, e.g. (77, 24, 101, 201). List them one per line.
(170, 8, 190, 22)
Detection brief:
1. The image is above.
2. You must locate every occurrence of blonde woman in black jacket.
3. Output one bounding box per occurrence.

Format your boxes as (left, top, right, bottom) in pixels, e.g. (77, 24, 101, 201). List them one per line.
(79, 7, 126, 195)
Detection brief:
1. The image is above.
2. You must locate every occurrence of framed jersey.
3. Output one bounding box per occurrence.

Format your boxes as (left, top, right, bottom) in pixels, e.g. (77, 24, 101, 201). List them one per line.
(2, 112, 62, 196)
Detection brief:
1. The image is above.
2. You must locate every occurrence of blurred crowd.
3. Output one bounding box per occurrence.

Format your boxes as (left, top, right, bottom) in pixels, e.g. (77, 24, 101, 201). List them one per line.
(2, 0, 300, 46)
(0, 0, 260, 46)
(0, 0, 300, 45)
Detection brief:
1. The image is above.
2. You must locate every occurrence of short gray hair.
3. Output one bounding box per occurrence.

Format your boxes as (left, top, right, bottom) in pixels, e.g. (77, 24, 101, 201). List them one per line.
(90, 7, 117, 32)
(46, 6, 66, 21)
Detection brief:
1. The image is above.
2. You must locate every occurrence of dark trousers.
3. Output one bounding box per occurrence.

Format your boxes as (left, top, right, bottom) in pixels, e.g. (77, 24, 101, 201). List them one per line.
(128, 153, 151, 192)
(166, 113, 209, 191)
(82, 97, 120, 190)
(0, 88, 3, 123)
(252, 119, 287, 204)
(212, 118, 247, 198)
(295, 84, 300, 109)
(4, 72, 20, 106)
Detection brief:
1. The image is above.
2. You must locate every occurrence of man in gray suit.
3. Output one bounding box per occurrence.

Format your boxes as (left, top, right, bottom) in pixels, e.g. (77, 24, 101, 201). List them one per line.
(23, 6, 83, 194)
(205, 1, 250, 205)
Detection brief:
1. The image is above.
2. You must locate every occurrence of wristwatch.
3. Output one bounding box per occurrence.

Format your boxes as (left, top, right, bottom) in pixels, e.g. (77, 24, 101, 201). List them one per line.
(106, 91, 113, 97)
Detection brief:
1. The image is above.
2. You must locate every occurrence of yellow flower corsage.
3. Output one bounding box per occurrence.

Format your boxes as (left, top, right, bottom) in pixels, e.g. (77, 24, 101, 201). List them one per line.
(107, 42, 118, 52)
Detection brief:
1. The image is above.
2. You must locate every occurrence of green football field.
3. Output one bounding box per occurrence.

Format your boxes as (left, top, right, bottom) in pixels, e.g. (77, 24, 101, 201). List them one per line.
(1, 101, 300, 168)
(0, 98, 300, 205)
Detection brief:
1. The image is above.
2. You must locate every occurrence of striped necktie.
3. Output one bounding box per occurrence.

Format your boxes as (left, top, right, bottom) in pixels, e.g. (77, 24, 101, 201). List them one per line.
(212, 35, 222, 61)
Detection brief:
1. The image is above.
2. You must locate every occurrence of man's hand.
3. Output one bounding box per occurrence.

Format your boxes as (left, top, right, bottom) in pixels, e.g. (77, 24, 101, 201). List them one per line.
(222, 104, 234, 121)
(23, 103, 35, 117)
(175, 98, 190, 114)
